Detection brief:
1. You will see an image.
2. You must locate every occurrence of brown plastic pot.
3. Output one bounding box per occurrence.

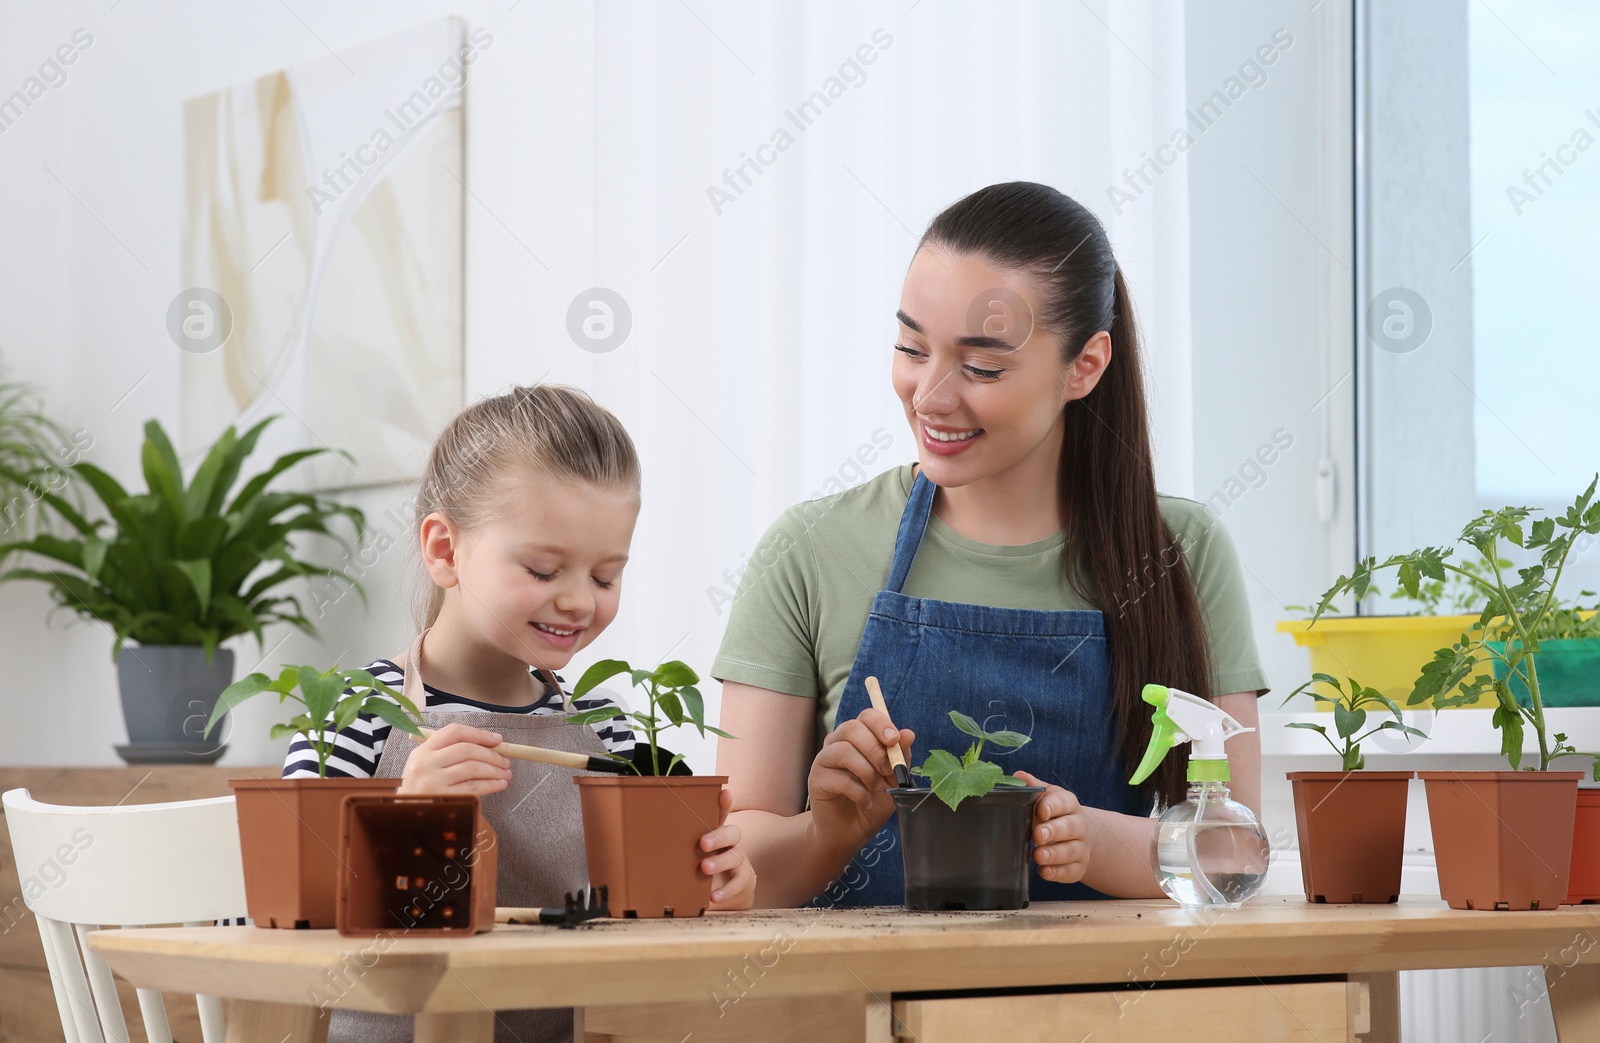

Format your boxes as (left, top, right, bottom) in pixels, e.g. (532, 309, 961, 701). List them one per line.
(336, 795, 498, 937)
(228, 776, 402, 928)
(1565, 788, 1600, 904)
(1287, 771, 1411, 904)
(575, 775, 726, 918)
(1418, 770, 1582, 910)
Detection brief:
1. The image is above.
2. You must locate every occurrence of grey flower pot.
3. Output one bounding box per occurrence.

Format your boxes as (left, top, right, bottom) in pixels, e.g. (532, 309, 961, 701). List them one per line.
(113, 645, 234, 764)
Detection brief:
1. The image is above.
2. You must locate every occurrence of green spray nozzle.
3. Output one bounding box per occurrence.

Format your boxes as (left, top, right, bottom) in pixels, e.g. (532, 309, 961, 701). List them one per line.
(1128, 683, 1254, 786)
(1129, 684, 1177, 785)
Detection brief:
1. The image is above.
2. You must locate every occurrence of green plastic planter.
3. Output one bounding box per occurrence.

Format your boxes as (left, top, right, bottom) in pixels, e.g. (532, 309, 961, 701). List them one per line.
(1489, 637, 1600, 708)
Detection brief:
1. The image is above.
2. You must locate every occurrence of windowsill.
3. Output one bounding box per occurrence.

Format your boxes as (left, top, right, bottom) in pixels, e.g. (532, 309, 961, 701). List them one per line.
(1261, 708, 1600, 760)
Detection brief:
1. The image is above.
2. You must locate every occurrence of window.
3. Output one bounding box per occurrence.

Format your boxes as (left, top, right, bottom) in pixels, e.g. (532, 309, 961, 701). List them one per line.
(1357, 0, 1600, 591)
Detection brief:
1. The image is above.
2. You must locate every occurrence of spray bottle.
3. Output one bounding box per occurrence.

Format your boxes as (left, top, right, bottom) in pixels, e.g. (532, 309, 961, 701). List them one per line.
(1129, 684, 1269, 908)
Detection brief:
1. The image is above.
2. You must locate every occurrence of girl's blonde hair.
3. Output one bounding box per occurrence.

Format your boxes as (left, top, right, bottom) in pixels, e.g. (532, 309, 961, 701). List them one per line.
(413, 384, 640, 629)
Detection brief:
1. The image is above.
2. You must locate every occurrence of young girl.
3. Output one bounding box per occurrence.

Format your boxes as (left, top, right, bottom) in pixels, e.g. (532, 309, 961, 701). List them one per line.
(283, 384, 754, 1043)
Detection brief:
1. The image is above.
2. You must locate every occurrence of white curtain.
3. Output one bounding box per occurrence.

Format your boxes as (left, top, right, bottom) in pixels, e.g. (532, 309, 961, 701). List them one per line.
(512, 0, 1196, 765)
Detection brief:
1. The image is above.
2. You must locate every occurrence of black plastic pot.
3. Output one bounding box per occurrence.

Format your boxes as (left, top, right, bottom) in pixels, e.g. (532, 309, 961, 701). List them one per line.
(892, 785, 1045, 910)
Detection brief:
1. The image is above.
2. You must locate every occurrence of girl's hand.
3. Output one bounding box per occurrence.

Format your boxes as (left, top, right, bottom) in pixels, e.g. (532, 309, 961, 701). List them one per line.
(807, 707, 916, 849)
(397, 722, 513, 796)
(1014, 770, 1092, 885)
(700, 788, 757, 910)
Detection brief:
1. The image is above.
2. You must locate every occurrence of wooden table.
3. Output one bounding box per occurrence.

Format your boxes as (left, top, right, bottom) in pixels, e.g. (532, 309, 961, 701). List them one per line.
(85, 896, 1600, 1043)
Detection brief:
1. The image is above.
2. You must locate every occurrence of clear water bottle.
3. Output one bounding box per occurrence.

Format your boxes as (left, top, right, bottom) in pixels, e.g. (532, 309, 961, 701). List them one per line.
(1153, 779, 1270, 907)
(1132, 684, 1269, 908)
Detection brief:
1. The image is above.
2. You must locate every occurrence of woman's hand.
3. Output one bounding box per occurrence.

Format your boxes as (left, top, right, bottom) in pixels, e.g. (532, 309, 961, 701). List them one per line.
(806, 707, 916, 849)
(700, 788, 757, 910)
(1014, 770, 1092, 884)
(396, 722, 513, 796)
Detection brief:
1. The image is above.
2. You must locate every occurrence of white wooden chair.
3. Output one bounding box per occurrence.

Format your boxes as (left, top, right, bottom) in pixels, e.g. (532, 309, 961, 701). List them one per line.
(2, 787, 248, 1043)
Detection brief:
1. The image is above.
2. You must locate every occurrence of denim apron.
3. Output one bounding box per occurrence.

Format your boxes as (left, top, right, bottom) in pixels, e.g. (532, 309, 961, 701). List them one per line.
(823, 471, 1145, 907)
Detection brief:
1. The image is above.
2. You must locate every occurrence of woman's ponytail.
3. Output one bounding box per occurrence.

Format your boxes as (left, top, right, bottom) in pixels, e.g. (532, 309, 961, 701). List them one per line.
(923, 184, 1213, 808)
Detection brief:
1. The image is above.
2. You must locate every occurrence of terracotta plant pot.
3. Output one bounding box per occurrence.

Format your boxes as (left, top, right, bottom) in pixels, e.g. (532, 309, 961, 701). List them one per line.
(1419, 770, 1582, 910)
(228, 776, 402, 928)
(1287, 771, 1411, 904)
(336, 795, 498, 937)
(1566, 787, 1600, 904)
(575, 775, 726, 918)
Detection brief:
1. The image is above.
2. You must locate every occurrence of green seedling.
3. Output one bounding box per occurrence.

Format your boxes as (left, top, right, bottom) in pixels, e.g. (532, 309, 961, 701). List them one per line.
(206, 664, 422, 778)
(1282, 673, 1427, 770)
(566, 659, 733, 776)
(913, 710, 1033, 811)
(1310, 476, 1600, 775)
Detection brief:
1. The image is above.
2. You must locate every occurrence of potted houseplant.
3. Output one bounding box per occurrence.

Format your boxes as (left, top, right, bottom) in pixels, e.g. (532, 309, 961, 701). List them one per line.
(1308, 477, 1600, 910)
(203, 664, 424, 928)
(1486, 593, 1600, 708)
(565, 658, 733, 918)
(0, 416, 364, 764)
(0, 376, 89, 547)
(892, 710, 1043, 911)
(1281, 673, 1425, 903)
(1277, 561, 1503, 711)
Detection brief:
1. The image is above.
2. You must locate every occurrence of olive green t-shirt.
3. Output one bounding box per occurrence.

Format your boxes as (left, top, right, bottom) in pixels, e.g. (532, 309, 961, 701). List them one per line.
(711, 464, 1268, 742)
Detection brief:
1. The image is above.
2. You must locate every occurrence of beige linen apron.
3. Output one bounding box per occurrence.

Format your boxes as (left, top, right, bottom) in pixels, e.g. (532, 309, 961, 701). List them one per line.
(328, 632, 606, 1043)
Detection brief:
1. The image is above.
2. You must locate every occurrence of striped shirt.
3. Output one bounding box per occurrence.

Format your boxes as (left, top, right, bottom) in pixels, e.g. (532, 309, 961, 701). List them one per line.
(280, 659, 635, 779)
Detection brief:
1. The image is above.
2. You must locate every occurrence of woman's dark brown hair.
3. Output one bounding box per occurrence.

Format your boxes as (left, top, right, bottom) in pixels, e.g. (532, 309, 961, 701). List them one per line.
(921, 181, 1213, 808)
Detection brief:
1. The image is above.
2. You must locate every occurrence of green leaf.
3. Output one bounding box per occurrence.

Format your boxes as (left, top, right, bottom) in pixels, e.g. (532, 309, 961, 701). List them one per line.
(365, 695, 422, 738)
(141, 420, 185, 511)
(1378, 720, 1429, 742)
(680, 684, 706, 731)
(984, 729, 1032, 749)
(296, 666, 341, 729)
(173, 559, 212, 615)
(960, 741, 981, 768)
(1333, 700, 1366, 742)
(206, 672, 272, 737)
(650, 660, 699, 688)
(573, 659, 632, 697)
(656, 690, 685, 726)
(949, 710, 985, 740)
(913, 748, 1006, 811)
(72, 462, 130, 513)
(81, 537, 108, 580)
(567, 705, 628, 726)
(331, 695, 363, 733)
(182, 426, 236, 522)
(1493, 701, 1525, 770)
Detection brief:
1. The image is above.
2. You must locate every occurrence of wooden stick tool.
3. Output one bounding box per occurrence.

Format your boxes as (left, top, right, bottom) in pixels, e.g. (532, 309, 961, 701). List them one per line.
(417, 726, 634, 775)
(864, 675, 912, 788)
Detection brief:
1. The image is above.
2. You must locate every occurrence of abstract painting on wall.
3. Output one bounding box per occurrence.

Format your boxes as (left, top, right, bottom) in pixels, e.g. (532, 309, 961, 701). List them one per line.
(179, 17, 476, 489)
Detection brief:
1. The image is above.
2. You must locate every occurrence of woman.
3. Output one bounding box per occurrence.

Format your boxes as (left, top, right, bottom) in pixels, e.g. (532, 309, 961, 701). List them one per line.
(713, 182, 1268, 907)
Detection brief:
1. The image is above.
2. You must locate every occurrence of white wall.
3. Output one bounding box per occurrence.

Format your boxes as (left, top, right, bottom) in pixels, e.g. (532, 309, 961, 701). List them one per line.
(1184, 0, 1355, 834)
(0, 0, 1197, 769)
(0, 0, 594, 766)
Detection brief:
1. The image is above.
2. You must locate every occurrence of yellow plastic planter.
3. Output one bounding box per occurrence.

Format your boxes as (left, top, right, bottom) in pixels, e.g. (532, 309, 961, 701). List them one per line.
(1276, 615, 1495, 710)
